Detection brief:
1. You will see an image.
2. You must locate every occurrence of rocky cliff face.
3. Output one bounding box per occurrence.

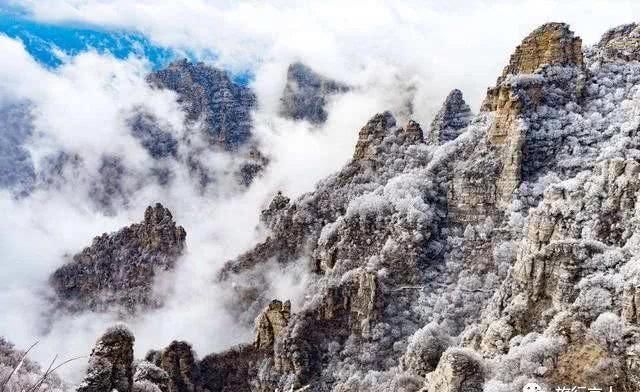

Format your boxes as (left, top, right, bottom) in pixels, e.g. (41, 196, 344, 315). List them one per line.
(49, 203, 186, 315)
(68, 21, 640, 392)
(593, 23, 640, 63)
(279, 62, 349, 125)
(480, 22, 586, 210)
(148, 59, 256, 150)
(77, 326, 135, 392)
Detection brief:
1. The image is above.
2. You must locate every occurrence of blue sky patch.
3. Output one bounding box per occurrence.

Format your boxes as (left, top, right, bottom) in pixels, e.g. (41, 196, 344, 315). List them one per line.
(0, 7, 253, 85)
(0, 8, 175, 70)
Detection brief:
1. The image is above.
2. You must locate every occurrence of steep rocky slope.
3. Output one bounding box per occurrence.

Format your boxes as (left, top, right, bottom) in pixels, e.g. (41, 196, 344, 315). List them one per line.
(279, 62, 349, 125)
(147, 59, 256, 150)
(427, 89, 473, 144)
(208, 22, 640, 391)
(34, 21, 640, 392)
(49, 203, 186, 315)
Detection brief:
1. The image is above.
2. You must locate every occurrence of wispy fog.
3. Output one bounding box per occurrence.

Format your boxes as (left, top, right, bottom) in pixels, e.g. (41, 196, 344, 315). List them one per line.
(1, 0, 639, 382)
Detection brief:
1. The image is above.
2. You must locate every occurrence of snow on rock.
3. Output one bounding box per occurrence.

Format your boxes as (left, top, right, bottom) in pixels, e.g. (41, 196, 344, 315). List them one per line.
(49, 203, 186, 315)
(428, 89, 473, 145)
(67, 21, 640, 392)
(279, 62, 349, 125)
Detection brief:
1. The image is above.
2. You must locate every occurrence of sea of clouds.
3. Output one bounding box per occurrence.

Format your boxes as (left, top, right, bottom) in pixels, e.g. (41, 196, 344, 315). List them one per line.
(1, 0, 639, 382)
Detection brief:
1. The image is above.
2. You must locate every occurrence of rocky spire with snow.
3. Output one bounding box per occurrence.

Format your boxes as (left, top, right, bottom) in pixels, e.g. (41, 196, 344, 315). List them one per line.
(428, 89, 472, 144)
(49, 203, 186, 315)
(279, 62, 349, 125)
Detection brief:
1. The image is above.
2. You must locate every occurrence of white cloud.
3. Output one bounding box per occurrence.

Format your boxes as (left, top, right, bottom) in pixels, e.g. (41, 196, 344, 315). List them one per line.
(1, 0, 639, 384)
(0, 35, 364, 382)
(10, 0, 640, 112)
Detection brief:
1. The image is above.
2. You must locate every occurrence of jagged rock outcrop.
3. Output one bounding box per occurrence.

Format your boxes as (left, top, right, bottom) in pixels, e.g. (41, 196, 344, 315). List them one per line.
(216, 110, 439, 390)
(148, 59, 256, 149)
(457, 23, 640, 391)
(71, 21, 640, 392)
(267, 273, 383, 390)
(476, 23, 586, 211)
(422, 349, 484, 392)
(219, 112, 428, 287)
(77, 326, 135, 392)
(594, 23, 640, 62)
(50, 203, 186, 314)
(485, 22, 583, 97)
(428, 89, 472, 144)
(213, 21, 640, 391)
(134, 361, 171, 392)
(159, 341, 201, 392)
(477, 159, 640, 352)
(255, 300, 291, 350)
(279, 62, 349, 124)
(469, 155, 640, 389)
(353, 111, 424, 162)
(77, 329, 208, 392)
(352, 111, 398, 160)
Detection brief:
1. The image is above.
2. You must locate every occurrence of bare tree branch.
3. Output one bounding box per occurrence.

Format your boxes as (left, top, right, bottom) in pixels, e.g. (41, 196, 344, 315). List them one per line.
(0, 341, 39, 392)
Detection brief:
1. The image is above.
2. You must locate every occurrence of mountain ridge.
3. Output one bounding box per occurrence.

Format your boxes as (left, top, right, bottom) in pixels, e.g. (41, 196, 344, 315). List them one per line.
(6, 20, 640, 392)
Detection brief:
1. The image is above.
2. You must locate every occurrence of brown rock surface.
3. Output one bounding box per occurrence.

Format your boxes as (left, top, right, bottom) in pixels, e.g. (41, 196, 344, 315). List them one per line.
(159, 341, 201, 392)
(422, 349, 484, 392)
(500, 22, 582, 79)
(255, 300, 291, 350)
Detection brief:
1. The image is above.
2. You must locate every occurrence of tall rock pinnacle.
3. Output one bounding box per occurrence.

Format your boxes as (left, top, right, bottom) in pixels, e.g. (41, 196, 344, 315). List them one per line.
(428, 89, 472, 144)
(77, 326, 135, 392)
(483, 22, 583, 112)
(478, 22, 585, 208)
(500, 22, 582, 79)
(352, 111, 398, 160)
